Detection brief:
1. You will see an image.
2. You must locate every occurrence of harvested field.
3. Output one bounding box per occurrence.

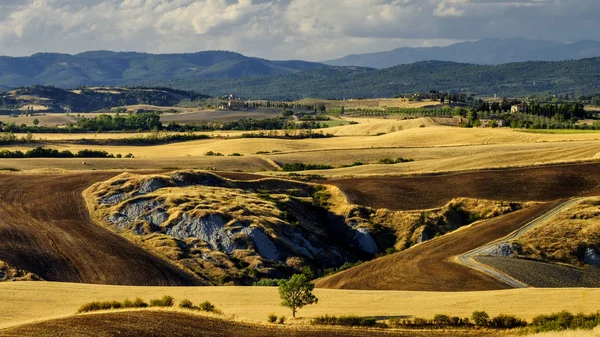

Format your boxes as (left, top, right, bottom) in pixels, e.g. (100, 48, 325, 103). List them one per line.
(161, 108, 283, 123)
(0, 156, 276, 172)
(0, 114, 76, 127)
(314, 203, 560, 291)
(0, 311, 487, 337)
(329, 162, 600, 211)
(0, 173, 199, 285)
(474, 257, 600, 288)
(2, 282, 600, 330)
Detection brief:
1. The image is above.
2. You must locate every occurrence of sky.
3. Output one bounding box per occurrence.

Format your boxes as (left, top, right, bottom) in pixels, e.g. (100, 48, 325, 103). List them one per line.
(0, 0, 599, 61)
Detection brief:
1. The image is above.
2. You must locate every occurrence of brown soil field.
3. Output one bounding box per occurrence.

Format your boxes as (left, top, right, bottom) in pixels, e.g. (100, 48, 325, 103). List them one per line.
(0, 173, 199, 285)
(329, 162, 600, 211)
(314, 202, 560, 291)
(0, 311, 489, 337)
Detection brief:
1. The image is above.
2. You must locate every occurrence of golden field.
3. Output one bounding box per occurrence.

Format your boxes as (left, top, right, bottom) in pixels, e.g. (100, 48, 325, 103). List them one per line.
(1, 282, 600, 330)
(4, 119, 600, 175)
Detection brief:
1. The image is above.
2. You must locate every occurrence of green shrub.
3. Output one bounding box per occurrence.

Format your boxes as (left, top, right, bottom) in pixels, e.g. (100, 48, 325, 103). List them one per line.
(205, 151, 223, 156)
(229, 153, 243, 156)
(433, 314, 452, 326)
(490, 314, 527, 329)
(149, 295, 174, 307)
(312, 315, 378, 327)
(179, 299, 194, 309)
(198, 301, 217, 312)
(268, 313, 278, 323)
(281, 163, 333, 172)
(472, 311, 490, 326)
(531, 311, 600, 332)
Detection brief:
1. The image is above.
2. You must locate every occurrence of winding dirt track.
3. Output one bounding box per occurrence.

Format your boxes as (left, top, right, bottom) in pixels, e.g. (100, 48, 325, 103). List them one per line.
(0, 311, 490, 337)
(315, 202, 561, 291)
(0, 173, 199, 285)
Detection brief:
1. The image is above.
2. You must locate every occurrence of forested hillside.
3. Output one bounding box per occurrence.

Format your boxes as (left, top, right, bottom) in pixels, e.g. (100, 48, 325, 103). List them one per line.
(0, 51, 325, 88)
(147, 58, 600, 100)
(0, 86, 208, 112)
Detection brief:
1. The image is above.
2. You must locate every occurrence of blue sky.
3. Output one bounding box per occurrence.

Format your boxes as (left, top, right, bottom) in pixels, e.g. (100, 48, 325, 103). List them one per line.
(0, 0, 598, 60)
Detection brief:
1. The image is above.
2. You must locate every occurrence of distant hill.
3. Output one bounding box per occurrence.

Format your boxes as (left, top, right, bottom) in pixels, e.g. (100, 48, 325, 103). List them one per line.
(0, 50, 326, 89)
(324, 39, 600, 68)
(147, 57, 600, 100)
(0, 86, 208, 112)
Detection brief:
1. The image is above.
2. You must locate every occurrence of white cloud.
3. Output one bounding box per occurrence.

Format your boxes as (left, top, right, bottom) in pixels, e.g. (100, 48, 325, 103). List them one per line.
(0, 0, 598, 60)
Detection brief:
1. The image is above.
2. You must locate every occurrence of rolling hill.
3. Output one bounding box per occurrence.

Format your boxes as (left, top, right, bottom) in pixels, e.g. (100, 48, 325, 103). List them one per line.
(2, 51, 600, 100)
(324, 38, 600, 68)
(149, 57, 600, 99)
(0, 50, 325, 89)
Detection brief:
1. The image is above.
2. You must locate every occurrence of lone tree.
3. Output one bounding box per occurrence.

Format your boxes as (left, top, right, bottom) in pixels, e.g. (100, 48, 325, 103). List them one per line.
(278, 274, 318, 318)
(32, 118, 39, 126)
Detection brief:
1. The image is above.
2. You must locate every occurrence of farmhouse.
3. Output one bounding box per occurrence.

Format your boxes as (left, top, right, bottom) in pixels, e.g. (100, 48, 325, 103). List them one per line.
(218, 94, 248, 110)
(511, 102, 529, 113)
(480, 118, 506, 128)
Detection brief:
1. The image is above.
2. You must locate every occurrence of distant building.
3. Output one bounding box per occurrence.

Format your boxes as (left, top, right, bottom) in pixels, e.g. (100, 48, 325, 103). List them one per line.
(218, 94, 247, 110)
(227, 100, 246, 110)
(480, 118, 506, 128)
(511, 102, 529, 113)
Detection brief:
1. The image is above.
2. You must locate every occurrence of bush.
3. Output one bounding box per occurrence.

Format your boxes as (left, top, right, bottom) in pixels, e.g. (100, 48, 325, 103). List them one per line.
(490, 314, 527, 329)
(433, 314, 452, 326)
(77, 298, 148, 313)
(205, 151, 223, 156)
(149, 295, 174, 307)
(179, 299, 194, 309)
(198, 301, 217, 312)
(229, 153, 243, 156)
(268, 314, 278, 323)
(531, 311, 600, 332)
(278, 316, 286, 325)
(378, 157, 414, 164)
(312, 315, 377, 327)
(281, 163, 333, 172)
(472, 311, 490, 326)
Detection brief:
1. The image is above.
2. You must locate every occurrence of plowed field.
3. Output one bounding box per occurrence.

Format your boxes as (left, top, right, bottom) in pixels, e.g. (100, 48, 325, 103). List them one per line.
(0, 311, 491, 337)
(329, 162, 600, 211)
(0, 173, 199, 285)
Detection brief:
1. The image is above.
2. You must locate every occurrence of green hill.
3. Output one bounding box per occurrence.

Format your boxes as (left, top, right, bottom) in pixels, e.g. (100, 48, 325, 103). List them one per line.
(146, 58, 600, 100)
(0, 51, 326, 89)
(0, 86, 209, 112)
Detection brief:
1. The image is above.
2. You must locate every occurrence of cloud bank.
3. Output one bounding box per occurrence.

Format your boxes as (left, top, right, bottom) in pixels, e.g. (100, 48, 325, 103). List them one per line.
(0, 0, 598, 60)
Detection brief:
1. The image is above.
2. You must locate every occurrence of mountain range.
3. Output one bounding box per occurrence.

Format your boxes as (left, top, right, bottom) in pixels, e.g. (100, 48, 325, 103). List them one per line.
(0, 50, 325, 89)
(1, 39, 600, 99)
(324, 38, 600, 68)
(146, 58, 600, 100)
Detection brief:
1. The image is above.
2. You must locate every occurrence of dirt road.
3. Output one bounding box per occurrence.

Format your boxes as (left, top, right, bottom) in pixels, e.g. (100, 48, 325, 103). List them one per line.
(315, 202, 559, 291)
(458, 198, 583, 288)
